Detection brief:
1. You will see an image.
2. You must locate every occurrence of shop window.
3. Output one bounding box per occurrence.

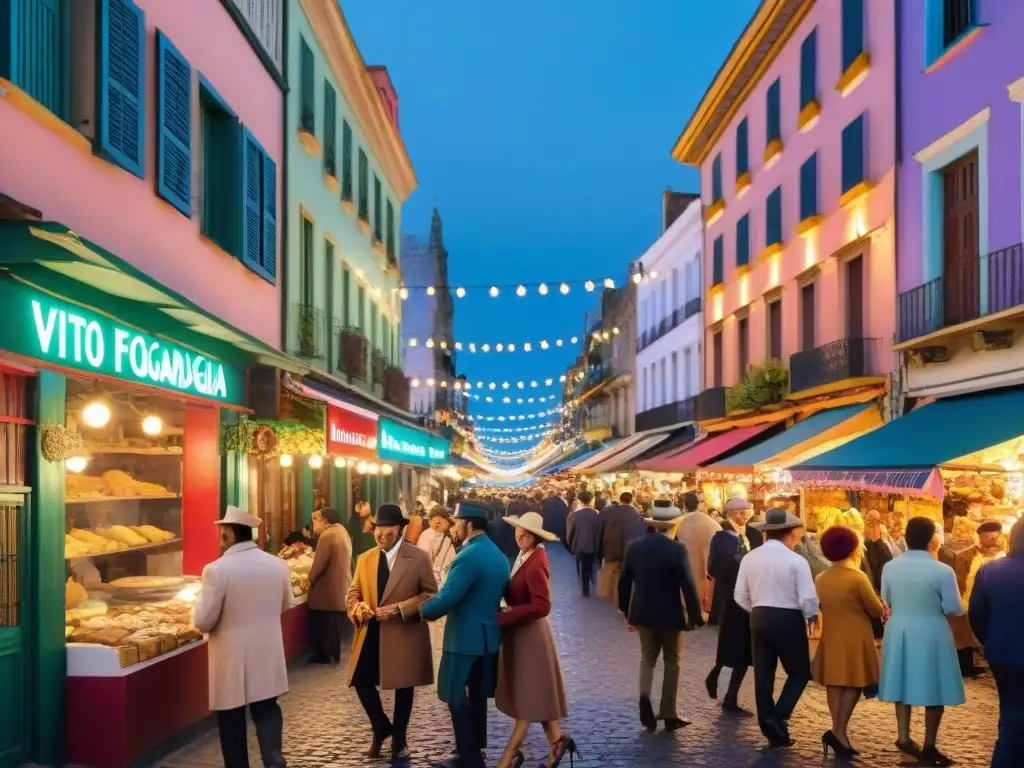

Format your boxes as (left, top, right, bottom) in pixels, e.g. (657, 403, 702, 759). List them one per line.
(299, 35, 314, 134)
(323, 81, 337, 178)
(156, 31, 191, 217)
(341, 120, 353, 202)
(358, 149, 369, 222)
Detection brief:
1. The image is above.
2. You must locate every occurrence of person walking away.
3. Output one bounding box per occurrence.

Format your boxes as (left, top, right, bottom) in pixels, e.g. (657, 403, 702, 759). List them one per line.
(192, 507, 293, 768)
(346, 504, 438, 761)
(420, 502, 511, 768)
(704, 496, 756, 715)
(969, 518, 1024, 768)
(734, 508, 818, 749)
(566, 490, 601, 597)
(813, 526, 886, 759)
(675, 491, 721, 624)
(541, 489, 569, 544)
(347, 499, 376, 564)
(306, 507, 353, 663)
(598, 492, 643, 604)
(495, 512, 576, 768)
(618, 505, 704, 732)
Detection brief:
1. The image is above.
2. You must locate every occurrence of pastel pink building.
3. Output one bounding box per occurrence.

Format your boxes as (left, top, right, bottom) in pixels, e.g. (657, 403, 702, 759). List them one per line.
(673, 0, 896, 418)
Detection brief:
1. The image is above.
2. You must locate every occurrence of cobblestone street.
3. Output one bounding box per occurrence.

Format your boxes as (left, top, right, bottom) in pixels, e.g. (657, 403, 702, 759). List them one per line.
(160, 546, 1000, 768)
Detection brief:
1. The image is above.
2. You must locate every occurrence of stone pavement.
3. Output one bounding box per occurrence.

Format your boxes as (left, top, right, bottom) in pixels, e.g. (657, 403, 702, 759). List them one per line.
(160, 546, 999, 768)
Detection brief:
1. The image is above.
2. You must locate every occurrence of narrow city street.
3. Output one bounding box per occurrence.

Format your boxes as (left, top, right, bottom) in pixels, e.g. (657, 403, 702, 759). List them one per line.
(161, 546, 999, 768)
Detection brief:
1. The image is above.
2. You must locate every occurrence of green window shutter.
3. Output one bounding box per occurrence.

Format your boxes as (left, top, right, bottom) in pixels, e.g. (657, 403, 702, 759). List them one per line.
(800, 29, 817, 109)
(299, 36, 314, 133)
(373, 175, 382, 240)
(766, 186, 782, 246)
(711, 154, 723, 202)
(261, 151, 277, 281)
(156, 31, 191, 217)
(766, 78, 781, 145)
(301, 216, 313, 306)
(736, 215, 750, 267)
(382, 316, 391, 362)
(800, 153, 818, 221)
(241, 127, 264, 275)
(841, 114, 866, 193)
(323, 81, 336, 177)
(341, 120, 353, 201)
(342, 266, 351, 325)
(199, 77, 240, 256)
(841, 0, 864, 72)
(358, 149, 368, 221)
(1, 0, 64, 115)
(357, 285, 366, 330)
(735, 118, 749, 177)
(386, 199, 395, 259)
(712, 236, 724, 286)
(98, 0, 145, 178)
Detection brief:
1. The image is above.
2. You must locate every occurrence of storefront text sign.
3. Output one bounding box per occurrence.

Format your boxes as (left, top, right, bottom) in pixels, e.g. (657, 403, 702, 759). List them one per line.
(377, 418, 448, 466)
(326, 404, 378, 460)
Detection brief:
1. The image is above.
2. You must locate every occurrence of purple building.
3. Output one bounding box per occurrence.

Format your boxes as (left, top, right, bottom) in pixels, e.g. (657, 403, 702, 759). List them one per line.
(897, 0, 1024, 399)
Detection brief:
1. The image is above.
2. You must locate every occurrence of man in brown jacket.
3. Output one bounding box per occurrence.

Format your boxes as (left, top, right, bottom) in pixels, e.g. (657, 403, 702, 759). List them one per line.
(307, 507, 353, 664)
(598, 491, 644, 604)
(347, 504, 438, 761)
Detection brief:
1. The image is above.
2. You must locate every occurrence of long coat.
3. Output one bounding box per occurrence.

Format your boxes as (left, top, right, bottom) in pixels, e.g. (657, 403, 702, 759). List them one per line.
(707, 529, 751, 668)
(307, 525, 352, 612)
(346, 541, 438, 690)
(192, 541, 294, 711)
(566, 506, 601, 555)
(618, 532, 703, 631)
(812, 562, 884, 687)
(676, 512, 721, 607)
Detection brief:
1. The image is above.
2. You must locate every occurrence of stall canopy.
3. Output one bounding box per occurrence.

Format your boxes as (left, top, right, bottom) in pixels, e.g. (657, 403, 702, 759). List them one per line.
(709, 403, 882, 474)
(792, 386, 1024, 497)
(636, 424, 773, 472)
(540, 442, 611, 476)
(571, 429, 668, 474)
(585, 432, 671, 474)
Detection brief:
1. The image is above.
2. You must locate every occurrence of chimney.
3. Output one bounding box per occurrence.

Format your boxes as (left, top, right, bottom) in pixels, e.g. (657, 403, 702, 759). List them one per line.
(662, 189, 700, 232)
(367, 65, 399, 135)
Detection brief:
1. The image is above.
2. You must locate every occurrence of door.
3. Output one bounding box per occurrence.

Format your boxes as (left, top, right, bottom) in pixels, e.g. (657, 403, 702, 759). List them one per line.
(942, 151, 980, 326)
(0, 493, 28, 768)
(801, 282, 816, 350)
(737, 317, 749, 378)
(712, 330, 723, 387)
(768, 299, 783, 360)
(846, 256, 864, 338)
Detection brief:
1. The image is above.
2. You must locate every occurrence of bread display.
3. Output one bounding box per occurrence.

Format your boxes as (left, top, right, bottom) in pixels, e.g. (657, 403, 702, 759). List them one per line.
(97, 525, 148, 548)
(130, 524, 176, 543)
(65, 578, 87, 610)
(65, 598, 204, 666)
(66, 470, 173, 500)
(65, 525, 176, 558)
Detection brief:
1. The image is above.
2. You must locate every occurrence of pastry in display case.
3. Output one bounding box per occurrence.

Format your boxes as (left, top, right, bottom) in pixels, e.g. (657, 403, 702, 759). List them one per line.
(278, 542, 313, 597)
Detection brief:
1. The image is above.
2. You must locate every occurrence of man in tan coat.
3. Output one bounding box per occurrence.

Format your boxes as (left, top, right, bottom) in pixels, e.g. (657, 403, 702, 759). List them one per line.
(307, 507, 352, 664)
(347, 504, 438, 761)
(676, 491, 721, 621)
(193, 506, 294, 768)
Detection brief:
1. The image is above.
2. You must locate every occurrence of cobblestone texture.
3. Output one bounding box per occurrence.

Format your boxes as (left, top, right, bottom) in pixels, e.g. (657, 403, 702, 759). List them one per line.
(160, 546, 999, 768)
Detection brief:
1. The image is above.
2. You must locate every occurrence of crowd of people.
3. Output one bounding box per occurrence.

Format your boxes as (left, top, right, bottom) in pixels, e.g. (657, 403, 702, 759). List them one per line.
(186, 482, 1023, 768)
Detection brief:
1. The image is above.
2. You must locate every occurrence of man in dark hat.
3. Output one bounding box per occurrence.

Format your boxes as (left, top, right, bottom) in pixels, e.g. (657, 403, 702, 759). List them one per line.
(346, 504, 438, 761)
(734, 507, 818, 749)
(420, 502, 511, 768)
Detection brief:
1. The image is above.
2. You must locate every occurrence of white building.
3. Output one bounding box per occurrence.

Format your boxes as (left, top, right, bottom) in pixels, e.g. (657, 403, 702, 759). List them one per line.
(635, 193, 704, 431)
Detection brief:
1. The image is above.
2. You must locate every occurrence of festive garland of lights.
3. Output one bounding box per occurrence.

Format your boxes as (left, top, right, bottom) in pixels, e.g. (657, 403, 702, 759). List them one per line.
(479, 395, 557, 405)
(410, 374, 567, 391)
(393, 270, 661, 301)
(468, 407, 563, 423)
(408, 328, 626, 353)
(475, 432, 555, 444)
(472, 422, 558, 434)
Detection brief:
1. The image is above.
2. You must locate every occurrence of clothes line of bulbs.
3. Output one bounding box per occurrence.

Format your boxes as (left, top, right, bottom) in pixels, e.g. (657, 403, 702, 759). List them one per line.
(391, 271, 660, 301)
(409, 374, 567, 390)
(472, 422, 558, 434)
(475, 431, 554, 444)
(406, 328, 620, 353)
(468, 407, 563, 422)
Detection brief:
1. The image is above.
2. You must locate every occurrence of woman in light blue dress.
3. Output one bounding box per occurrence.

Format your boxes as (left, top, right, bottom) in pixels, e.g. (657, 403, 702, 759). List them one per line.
(879, 517, 965, 767)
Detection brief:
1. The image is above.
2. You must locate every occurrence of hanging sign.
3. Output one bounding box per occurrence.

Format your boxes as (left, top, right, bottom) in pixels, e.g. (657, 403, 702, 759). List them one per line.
(326, 404, 378, 460)
(378, 418, 449, 466)
(0, 279, 242, 404)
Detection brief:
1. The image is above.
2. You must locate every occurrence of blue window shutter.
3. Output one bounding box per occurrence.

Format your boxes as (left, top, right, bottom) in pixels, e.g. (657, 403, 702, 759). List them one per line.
(766, 79, 781, 144)
(1, 0, 64, 115)
(736, 215, 750, 267)
(711, 154, 723, 202)
(841, 114, 866, 193)
(800, 153, 818, 221)
(99, 0, 145, 178)
(800, 29, 817, 109)
(156, 31, 191, 217)
(713, 236, 724, 286)
(241, 127, 263, 273)
(766, 186, 782, 246)
(842, 0, 864, 72)
(261, 152, 277, 281)
(736, 118, 748, 177)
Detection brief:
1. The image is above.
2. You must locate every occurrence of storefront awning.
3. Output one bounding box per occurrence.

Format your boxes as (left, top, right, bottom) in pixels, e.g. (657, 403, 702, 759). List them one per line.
(636, 424, 773, 472)
(791, 386, 1024, 497)
(709, 403, 882, 474)
(571, 429, 665, 473)
(584, 433, 671, 474)
(539, 442, 609, 476)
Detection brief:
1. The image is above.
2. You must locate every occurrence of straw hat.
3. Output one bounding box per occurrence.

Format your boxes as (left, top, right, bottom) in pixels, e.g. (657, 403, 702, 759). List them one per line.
(216, 506, 261, 528)
(502, 511, 558, 542)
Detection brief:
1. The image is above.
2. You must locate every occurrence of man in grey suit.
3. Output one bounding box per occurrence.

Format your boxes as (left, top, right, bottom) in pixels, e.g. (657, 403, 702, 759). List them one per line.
(567, 489, 602, 597)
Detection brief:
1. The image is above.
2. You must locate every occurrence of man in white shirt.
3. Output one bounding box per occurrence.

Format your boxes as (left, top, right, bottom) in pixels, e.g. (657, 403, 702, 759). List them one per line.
(735, 508, 818, 749)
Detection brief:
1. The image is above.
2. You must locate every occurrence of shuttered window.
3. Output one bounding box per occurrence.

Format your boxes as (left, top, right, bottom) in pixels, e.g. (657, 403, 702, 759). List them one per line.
(98, 0, 146, 178)
(0, 0, 65, 116)
(358, 149, 369, 221)
(800, 153, 818, 221)
(299, 36, 314, 133)
(712, 236, 724, 286)
(736, 214, 750, 267)
(323, 81, 337, 177)
(373, 174, 382, 241)
(386, 199, 395, 259)
(766, 186, 782, 246)
(841, 113, 866, 194)
(711, 154, 723, 202)
(800, 29, 817, 109)
(766, 78, 781, 146)
(200, 77, 240, 255)
(841, 0, 865, 72)
(736, 118, 749, 177)
(156, 31, 191, 216)
(241, 127, 277, 283)
(341, 120, 353, 201)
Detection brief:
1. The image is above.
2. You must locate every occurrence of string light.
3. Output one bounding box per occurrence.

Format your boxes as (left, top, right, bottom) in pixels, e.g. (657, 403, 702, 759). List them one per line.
(517, 285, 527, 297)
(489, 286, 499, 297)
(406, 332, 608, 352)
(538, 283, 549, 295)
(585, 280, 595, 292)
(559, 283, 570, 295)
(426, 286, 436, 296)
(394, 275, 632, 298)
(456, 287, 466, 298)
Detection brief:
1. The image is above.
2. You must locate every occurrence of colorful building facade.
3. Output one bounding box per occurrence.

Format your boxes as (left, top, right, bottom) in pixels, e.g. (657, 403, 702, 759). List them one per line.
(674, 0, 896, 421)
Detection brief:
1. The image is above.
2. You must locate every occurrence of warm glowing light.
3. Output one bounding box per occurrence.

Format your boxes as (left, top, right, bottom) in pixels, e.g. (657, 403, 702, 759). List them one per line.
(516, 285, 527, 297)
(650, 270, 658, 279)
(455, 342, 463, 351)
(476, 381, 484, 388)
(456, 287, 466, 298)
(381, 464, 393, 476)
(280, 454, 294, 468)
(517, 381, 525, 389)
(604, 278, 614, 289)
(82, 400, 112, 428)
(523, 343, 532, 352)
(495, 343, 504, 352)
(545, 378, 553, 386)
(538, 283, 549, 295)
(507, 344, 516, 352)
(469, 343, 477, 353)
(482, 344, 491, 353)
(440, 380, 448, 388)
(540, 340, 549, 350)
(585, 280, 595, 292)
(556, 339, 563, 347)
(632, 272, 643, 284)
(427, 378, 436, 386)
(739, 274, 750, 306)
(804, 232, 818, 270)
(485, 396, 494, 403)
(426, 338, 435, 348)
(503, 397, 511, 404)
(356, 461, 368, 474)
(489, 382, 496, 390)
(440, 341, 448, 350)
(559, 375, 567, 382)
(66, 455, 89, 473)
(501, 382, 510, 389)
(368, 463, 380, 475)
(308, 455, 324, 469)
(769, 256, 781, 288)
(399, 287, 409, 300)
(355, 268, 365, 280)
(409, 338, 418, 347)
(712, 293, 724, 323)
(141, 415, 163, 435)
(426, 286, 436, 296)
(530, 381, 538, 388)
(334, 457, 347, 469)
(489, 286, 499, 297)
(453, 381, 462, 390)
(612, 327, 620, 335)
(570, 336, 579, 344)
(559, 283, 570, 294)
(411, 378, 421, 387)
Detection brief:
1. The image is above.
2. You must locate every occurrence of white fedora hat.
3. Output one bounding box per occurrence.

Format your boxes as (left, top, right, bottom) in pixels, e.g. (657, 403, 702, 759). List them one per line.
(216, 505, 262, 528)
(502, 511, 558, 542)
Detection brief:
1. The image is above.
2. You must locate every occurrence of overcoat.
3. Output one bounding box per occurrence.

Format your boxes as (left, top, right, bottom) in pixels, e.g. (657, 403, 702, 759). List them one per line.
(676, 511, 722, 607)
(307, 525, 352, 612)
(812, 562, 885, 688)
(192, 541, 294, 711)
(566, 506, 601, 555)
(707, 529, 752, 668)
(346, 541, 438, 690)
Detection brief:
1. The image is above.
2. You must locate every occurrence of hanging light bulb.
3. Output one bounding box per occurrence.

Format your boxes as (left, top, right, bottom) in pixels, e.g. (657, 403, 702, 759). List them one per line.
(453, 381, 462, 390)
(559, 283, 570, 295)
(456, 287, 466, 298)
(556, 339, 563, 347)
(476, 380, 484, 388)
(82, 400, 112, 429)
(632, 272, 643, 284)
(280, 454, 294, 468)
(469, 343, 477, 353)
(517, 381, 525, 390)
(516, 285, 527, 297)
(523, 343, 532, 352)
(356, 461, 368, 474)
(650, 270, 658, 279)
(502, 382, 510, 390)
(485, 396, 493, 403)
(66, 455, 89, 474)
(602, 331, 611, 340)
(399, 287, 409, 300)
(308, 455, 324, 469)
(604, 278, 615, 289)
(381, 464, 393, 476)
(489, 286, 499, 298)
(540, 340, 550, 350)
(571, 336, 579, 344)
(141, 415, 163, 436)
(440, 380, 448, 388)
(408, 338, 418, 347)
(613, 327, 621, 335)
(411, 378, 421, 387)
(439, 341, 448, 350)
(482, 344, 491, 353)
(426, 286, 436, 296)
(334, 457, 347, 469)
(585, 280, 596, 292)
(503, 397, 511, 404)
(426, 338, 436, 349)
(495, 343, 504, 352)
(427, 378, 436, 386)
(516, 398, 524, 404)
(559, 375, 567, 383)
(489, 382, 496, 390)
(545, 378, 553, 386)
(538, 283, 549, 295)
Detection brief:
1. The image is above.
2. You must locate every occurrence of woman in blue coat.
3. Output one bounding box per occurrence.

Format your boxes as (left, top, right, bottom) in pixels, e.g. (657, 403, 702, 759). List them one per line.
(879, 517, 965, 767)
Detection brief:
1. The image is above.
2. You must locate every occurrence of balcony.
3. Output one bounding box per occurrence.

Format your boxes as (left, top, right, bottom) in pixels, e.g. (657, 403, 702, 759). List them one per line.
(789, 338, 879, 394)
(637, 298, 702, 354)
(371, 349, 389, 389)
(635, 397, 696, 432)
(695, 386, 728, 421)
(292, 304, 326, 359)
(383, 365, 410, 409)
(336, 326, 368, 381)
(898, 244, 1024, 342)
(684, 296, 702, 320)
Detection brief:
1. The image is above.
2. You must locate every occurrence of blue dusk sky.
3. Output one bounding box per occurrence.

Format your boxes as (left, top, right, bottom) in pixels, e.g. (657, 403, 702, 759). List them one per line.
(344, 0, 759, 444)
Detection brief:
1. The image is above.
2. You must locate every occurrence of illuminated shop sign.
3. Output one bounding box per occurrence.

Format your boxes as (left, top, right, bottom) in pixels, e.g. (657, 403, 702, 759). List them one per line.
(326, 404, 378, 460)
(377, 418, 448, 466)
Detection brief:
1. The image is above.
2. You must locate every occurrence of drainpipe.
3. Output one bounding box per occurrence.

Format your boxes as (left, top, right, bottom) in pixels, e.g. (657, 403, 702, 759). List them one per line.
(892, 0, 903, 421)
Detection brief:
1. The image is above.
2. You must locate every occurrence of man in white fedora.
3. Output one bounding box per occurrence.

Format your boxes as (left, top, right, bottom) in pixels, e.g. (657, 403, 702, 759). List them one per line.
(192, 506, 294, 768)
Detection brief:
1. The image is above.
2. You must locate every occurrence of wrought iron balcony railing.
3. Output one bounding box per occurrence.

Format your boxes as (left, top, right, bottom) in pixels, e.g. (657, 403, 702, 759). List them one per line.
(337, 325, 368, 381)
(635, 397, 696, 433)
(789, 338, 879, 393)
(292, 304, 326, 359)
(695, 386, 727, 421)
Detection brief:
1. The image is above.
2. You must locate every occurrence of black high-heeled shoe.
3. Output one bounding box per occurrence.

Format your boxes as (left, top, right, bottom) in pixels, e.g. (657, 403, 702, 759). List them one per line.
(511, 749, 525, 768)
(545, 736, 581, 768)
(822, 731, 855, 759)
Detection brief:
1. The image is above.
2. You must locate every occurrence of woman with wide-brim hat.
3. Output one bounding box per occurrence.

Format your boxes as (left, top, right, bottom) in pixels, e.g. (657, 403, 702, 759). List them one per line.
(494, 511, 576, 768)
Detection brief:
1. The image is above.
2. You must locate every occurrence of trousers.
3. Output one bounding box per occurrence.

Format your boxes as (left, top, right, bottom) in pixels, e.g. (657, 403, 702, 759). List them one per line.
(308, 609, 347, 663)
(448, 657, 488, 767)
(637, 627, 682, 720)
(750, 607, 811, 729)
(355, 683, 414, 747)
(216, 697, 286, 768)
(991, 665, 1024, 768)
(576, 553, 595, 596)
(597, 560, 621, 604)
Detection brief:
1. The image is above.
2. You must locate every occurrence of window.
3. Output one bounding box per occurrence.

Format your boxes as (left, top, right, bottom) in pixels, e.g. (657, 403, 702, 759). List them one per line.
(766, 78, 781, 147)
(373, 175, 383, 241)
(300, 216, 314, 307)
(1, 0, 65, 115)
(341, 120, 353, 201)
(736, 214, 750, 268)
(841, 114, 866, 194)
(383, 316, 392, 363)
(358, 149, 369, 221)
(846, 256, 864, 337)
(156, 31, 191, 216)
(737, 316, 749, 378)
(683, 348, 692, 398)
(941, 151, 980, 325)
(323, 81, 337, 177)
(712, 330, 723, 387)
(766, 186, 783, 247)
(342, 265, 351, 326)
(98, 0, 147, 177)
(800, 153, 819, 221)
(736, 118, 749, 179)
(240, 129, 277, 282)
(299, 36, 314, 133)
(357, 284, 366, 331)
(841, 0, 865, 73)
(641, 367, 649, 411)
(801, 282, 816, 350)
(200, 78, 240, 255)
(386, 200, 395, 259)
(942, 0, 974, 46)
(659, 359, 667, 407)
(712, 236, 724, 286)
(671, 351, 679, 401)
(371, 304, 379, 351)
(711, 154, 723, 203)
(800, 29, 817, 110)
(768, 299, 782, 360)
